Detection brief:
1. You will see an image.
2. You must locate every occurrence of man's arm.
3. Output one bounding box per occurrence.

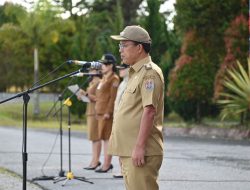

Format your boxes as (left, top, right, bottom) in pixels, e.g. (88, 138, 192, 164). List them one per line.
(132, 105, 156, 167)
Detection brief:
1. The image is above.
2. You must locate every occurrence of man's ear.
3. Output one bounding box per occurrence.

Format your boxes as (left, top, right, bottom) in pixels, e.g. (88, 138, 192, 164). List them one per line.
(138, 44, 143, 53)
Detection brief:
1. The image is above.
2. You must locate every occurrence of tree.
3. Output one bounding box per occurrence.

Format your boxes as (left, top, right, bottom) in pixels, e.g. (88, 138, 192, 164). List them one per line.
(18, 0, 63, 116)
(0, 2, 26, 26)
(0, 3, 32, 91)
(139, 0, 178, 115)
(142, 0, 168, 64)
(90, 0, 143, 25)
(168, 0, 248, 122)
(214, 13, 249, 99)
(168, 31, 217, 122)
(0, 23, 33, 91)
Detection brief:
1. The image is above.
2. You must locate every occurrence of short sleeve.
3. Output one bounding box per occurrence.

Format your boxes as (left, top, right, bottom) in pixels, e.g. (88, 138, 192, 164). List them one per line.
(141, 71, 163, 108)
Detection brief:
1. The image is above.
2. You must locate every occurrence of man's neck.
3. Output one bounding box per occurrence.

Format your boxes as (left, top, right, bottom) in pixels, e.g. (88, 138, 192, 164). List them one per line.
(133, 53, 149, 65)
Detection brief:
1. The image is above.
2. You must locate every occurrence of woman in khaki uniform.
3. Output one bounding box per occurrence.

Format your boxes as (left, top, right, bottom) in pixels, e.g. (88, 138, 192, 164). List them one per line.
(77, 68, 102, 170)
(95, 53, 120, 173)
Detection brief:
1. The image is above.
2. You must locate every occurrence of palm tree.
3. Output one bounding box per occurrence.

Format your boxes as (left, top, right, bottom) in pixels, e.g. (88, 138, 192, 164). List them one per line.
(217, 58, 250, 127)
(19, 0, 60, 115)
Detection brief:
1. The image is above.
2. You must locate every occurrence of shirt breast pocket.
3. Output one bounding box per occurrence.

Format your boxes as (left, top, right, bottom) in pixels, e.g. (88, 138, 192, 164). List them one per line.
(123, 85, 136, 102)
(127, 85, 137, 94)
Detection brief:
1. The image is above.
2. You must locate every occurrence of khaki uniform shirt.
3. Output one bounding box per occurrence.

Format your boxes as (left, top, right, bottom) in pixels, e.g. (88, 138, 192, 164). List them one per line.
(86, 77, 100, 116)
(114, 75, 129, 113)
(95, 72, 120, 115)
(109, 56, 164, 156)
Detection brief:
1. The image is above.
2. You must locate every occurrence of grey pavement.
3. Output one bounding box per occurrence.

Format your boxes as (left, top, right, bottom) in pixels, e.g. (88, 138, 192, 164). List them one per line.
(0, 170, 42, 190)
(0, 126, 250, 190)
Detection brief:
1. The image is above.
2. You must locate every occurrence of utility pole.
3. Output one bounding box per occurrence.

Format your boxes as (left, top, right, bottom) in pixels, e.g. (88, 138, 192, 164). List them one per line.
(33, 47, 40, 116)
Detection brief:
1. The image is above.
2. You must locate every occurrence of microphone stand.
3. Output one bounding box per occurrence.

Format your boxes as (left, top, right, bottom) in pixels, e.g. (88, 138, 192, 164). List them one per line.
(0, 68, 84, 190)
(54, 100, 93, 186)
(32, 77, 75, 181)
(52, 75, 93, 116)
(53, 76, 94, 185)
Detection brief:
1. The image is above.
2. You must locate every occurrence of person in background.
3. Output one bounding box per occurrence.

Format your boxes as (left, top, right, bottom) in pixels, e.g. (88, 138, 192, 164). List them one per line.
(95, 53, 120, 173)
(109, 25, 164, 190)
(77, 68, 102, 170)
(112, 63, 129, 179)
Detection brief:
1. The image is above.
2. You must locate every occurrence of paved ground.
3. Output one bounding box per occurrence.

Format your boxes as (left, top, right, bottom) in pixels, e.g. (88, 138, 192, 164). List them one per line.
(0, 170, 42, 190)
(0, 126, 250, 190)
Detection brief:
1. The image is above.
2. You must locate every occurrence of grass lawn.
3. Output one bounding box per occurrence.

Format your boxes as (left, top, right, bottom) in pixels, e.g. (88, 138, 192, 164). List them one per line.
(0, 167, 20, 178)
(0, 102, 87, 131)
(0, 101, 243, 131)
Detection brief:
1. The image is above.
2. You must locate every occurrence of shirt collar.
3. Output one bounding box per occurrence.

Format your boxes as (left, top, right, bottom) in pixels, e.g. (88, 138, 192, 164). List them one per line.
(131, 56, 152, 73)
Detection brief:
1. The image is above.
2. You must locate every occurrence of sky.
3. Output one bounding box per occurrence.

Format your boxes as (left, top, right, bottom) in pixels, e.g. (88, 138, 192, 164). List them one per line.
(0, 0, 176, 29)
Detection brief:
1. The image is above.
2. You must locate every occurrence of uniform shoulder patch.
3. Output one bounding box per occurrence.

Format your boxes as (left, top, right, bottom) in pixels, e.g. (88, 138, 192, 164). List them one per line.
(144, 78, 154, 91)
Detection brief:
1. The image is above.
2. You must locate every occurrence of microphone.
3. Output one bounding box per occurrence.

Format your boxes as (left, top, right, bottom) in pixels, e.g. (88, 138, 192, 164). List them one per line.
(67, 60, 102, 70)
(67, 60, 88, 66)
(70, 73, 102, 77)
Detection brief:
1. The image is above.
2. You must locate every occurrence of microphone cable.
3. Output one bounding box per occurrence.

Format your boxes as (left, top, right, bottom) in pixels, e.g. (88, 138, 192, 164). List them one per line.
(37, 76, 91, 175)
(40, 127, 60, 177)
(39, 76, 77, 177)
(29, 61, 68, 90)
(44, 76, 76, 118)
(37, 97, 63, 178)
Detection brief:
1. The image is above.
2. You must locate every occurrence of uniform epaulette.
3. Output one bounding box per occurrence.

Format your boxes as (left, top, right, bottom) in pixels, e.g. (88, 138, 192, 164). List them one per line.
(144, 63, 152, 70)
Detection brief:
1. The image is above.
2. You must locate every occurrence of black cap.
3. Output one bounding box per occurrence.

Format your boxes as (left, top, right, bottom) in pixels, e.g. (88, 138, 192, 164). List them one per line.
(99, 53, 116, 65)
(116, 63, 129, 70)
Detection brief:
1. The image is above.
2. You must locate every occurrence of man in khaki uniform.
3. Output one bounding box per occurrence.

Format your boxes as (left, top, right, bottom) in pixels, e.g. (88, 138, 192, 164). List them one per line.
(113, 63, 129, 178)
(109, 25, 164, 190)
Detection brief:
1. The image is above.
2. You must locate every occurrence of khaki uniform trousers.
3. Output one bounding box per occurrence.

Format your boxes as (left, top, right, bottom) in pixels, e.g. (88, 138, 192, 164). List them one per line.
(120, 155, 163, 190)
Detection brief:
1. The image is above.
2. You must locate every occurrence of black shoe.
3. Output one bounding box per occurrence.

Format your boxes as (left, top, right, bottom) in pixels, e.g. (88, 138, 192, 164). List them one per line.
(83, 162, 101, 170)
(95, 164, 113, 173)
(113, 174, 123, 178)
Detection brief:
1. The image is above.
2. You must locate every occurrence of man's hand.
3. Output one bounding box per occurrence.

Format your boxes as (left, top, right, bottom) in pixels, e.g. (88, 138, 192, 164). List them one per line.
(132, 145, 145, 167)
(132, 105, 156, 167)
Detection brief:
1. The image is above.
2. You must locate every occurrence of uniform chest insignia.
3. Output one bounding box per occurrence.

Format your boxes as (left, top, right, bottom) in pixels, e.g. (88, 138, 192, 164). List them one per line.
(145, 79, 154, 91)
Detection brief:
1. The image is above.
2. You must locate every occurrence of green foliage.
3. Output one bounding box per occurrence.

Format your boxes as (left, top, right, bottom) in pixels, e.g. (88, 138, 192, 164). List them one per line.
(0, 2, 27, 26)
(168, 0, 248, 122)
(142, 0, 168, 64)
(214, 13, 249, 99)
(217, 59, 250, 126)
(170, 99, 219, 122)
(174, 0, 247, 68)
(0, 101, 87, 129)
(0, 23, 33, 91)
(174, 0, 242, 36)
(1, 0, 246, 121)
(167, 30, 217, 122)
(62, 90, 86, 119)
(169, 61, 214, 101)
(140, 0, 179, 116)
(168, 51, 217, 122)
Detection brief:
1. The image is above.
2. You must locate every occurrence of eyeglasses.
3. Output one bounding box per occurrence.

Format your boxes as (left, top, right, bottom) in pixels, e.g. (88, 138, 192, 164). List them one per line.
(119, 43, 138, 50)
